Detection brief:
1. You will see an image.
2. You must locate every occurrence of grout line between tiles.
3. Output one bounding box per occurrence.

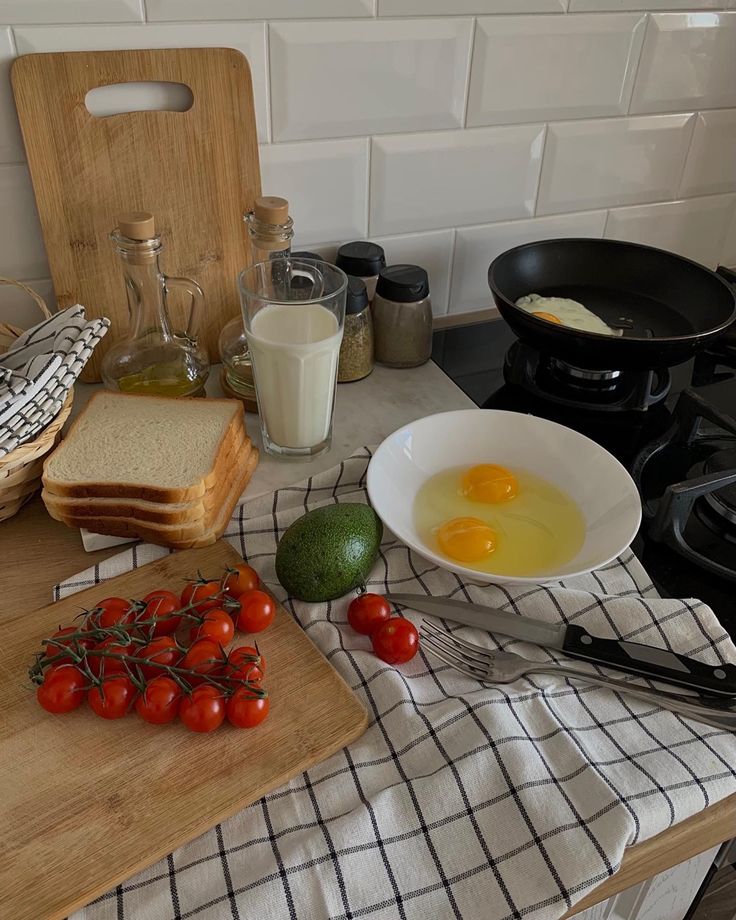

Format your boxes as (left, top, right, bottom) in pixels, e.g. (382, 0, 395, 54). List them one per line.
(140, 0, 148, 24)
(532, 123, 549, 217)
(460, 17, 476, 129)
(365, 137, 373, 236)
(675, 112, 699, 199)
(445, 228, 457, 316)
(626, 12, 649, 116)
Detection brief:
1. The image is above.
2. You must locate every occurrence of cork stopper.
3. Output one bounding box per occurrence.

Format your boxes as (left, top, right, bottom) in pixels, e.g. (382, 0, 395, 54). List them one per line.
(118, 211, 156, 240)
(254, 196, 289, 225)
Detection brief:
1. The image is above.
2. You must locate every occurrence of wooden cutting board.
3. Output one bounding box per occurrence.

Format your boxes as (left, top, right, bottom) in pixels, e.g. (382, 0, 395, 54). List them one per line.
(11, 49, 261, 381)
(0, 541, 368, 920)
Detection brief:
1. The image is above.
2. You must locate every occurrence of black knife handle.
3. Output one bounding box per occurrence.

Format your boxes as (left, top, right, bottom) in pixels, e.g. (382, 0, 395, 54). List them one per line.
(562, 625, 736, 698)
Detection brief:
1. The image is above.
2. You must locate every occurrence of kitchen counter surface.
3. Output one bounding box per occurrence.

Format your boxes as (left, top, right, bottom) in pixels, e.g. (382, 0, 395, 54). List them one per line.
(0, 361, 733, 918)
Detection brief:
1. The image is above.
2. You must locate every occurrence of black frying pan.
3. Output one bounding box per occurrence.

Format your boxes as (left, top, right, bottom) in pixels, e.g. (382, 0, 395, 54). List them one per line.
(487, 239, 736, 370)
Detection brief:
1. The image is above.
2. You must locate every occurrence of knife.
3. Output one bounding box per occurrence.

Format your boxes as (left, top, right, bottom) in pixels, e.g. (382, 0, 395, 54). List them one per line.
(386, 593, 736, 698)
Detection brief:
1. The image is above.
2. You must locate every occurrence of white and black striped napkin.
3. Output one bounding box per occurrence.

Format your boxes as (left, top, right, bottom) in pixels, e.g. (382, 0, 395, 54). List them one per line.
(0, 305, 109, 457)
(58, 448, 736, 920)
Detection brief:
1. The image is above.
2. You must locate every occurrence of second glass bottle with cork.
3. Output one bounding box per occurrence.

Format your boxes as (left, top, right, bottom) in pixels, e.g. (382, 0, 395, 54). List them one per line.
(219, 196, 294, 409)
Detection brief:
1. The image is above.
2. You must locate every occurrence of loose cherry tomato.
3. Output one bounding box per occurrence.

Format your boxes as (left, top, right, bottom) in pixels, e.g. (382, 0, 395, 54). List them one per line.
(180, 685, 225, 733)
(140, 636, 181, 681)
(88, 676, 136, 720)
(37, 665, 86, 713)
(142, 589, 182, 637)
(88, 637, 135, 678)
(181, 639, 226, 685)
(371, 618, 419, 665)
(222, 563, 260, 599)
(135, 676, 182, 725)
(43, 626, 94, 662)
(189, 609, 235, 645)
(235, 590, 275, 634)
(91, 597, 137, 630)
(347, 594, 391, 636)
(181, 579, 221, 615)
(227, 688, 269, 728)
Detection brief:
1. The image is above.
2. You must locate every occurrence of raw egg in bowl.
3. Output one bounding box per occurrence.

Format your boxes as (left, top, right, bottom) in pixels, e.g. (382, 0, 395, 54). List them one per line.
(366, 409, 641, 584)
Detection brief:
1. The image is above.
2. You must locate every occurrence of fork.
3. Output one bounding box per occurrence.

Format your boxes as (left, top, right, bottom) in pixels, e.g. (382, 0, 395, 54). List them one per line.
(421, 620, 736, 732)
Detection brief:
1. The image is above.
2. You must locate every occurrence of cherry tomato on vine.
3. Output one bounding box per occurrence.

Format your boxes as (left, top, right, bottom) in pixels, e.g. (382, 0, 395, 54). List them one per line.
(88, 638, 135, 678)
(140, 636, 181, 680)
(226, 688, 269, 728)
(347, 594, 391, 636)
(37, 665, 86, 714)
(91, 597, 137, 630)
(181, 579, 221, 615)
(180, 684, 225, 733)
(88, 676, 136, 720)
(43, 626, 94, 662)
(235, 590, 275, 634)
(222, 563, 260, 599)
(188, 609, 235, 645)
(371, 618, 419, 665)
(228, 645, 266, 674)
(182, 639, 226, 684)
(142, 589, 182, 637)
(135, 676, 182, 725)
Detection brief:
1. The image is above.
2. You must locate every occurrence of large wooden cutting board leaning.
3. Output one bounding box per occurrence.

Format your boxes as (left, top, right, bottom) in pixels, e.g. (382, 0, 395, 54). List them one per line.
(0, 541, 368, 920)
(11, 48, 261, 381)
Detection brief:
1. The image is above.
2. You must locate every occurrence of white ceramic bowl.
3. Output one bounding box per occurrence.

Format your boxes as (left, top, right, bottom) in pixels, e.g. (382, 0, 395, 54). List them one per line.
(366, 409, 642, 584)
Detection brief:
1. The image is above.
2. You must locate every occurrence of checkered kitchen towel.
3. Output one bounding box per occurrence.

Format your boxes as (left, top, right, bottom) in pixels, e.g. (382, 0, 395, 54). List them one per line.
(59, 448, 736, 920)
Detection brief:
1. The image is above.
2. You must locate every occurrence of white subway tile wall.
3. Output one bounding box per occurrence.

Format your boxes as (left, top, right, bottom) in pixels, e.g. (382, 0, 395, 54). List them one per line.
(0, 2, 735, 327)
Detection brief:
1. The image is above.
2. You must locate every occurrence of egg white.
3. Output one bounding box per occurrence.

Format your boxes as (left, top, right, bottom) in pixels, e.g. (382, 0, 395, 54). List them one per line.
(515, 293, 621, 337)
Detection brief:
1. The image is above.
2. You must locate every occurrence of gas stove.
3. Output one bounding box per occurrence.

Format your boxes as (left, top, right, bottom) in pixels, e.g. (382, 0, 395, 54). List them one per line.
(432, 319, 736, 637)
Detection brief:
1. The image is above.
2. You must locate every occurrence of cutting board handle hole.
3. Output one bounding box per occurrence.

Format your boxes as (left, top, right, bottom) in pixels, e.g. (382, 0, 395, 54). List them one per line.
(85, 82, 194, 116)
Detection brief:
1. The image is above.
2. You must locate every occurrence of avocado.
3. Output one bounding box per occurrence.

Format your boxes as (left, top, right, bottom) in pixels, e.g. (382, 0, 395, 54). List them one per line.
(275, 503, 383, 602)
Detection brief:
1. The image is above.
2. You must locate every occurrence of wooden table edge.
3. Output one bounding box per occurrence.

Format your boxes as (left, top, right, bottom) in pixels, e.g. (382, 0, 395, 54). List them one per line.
(1, 499, 733, 918)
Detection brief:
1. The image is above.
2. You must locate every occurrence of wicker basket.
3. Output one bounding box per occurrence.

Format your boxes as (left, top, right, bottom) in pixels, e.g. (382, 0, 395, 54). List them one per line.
(0, 278, 74, 522)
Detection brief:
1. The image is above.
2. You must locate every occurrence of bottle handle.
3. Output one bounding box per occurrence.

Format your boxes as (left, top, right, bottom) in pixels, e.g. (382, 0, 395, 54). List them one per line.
(164, 275, 205, 340)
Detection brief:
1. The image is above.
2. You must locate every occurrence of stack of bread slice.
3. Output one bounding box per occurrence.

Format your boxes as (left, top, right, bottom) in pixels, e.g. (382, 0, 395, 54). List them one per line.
(42, 391, 258, 549)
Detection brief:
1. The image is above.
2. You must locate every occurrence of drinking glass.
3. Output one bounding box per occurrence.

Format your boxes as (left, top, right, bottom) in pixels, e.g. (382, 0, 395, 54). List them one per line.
(238, 259, 348, 459)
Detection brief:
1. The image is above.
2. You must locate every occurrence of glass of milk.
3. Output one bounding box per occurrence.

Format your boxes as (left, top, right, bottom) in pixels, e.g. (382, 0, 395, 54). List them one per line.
(238, 259, 348, 459)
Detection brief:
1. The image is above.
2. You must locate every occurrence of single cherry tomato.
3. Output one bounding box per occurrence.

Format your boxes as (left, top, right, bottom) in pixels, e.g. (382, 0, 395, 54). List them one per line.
(222, 563, 260, 599)
(140, 636, 182, 680)
(180, 685, 226, 733)
(181, 639, 226, 685)
(135, 676, 182, 725)
(235, 590, 275, 634)
(181, 579, 222, 615)
(371, 618, 419, 665)
(37, 665, 86, 713)
(91, 596, 137, 630)
(142, 589, 182, 637)
(88, 676, 136, 720)
(43, 626, 94, 662)
(229, 663, 265, 685)
(88, 637, 134, 678)
(227, 688, 269, 728)
(347, 593, 391, 636)
(189, 609, 235, 645)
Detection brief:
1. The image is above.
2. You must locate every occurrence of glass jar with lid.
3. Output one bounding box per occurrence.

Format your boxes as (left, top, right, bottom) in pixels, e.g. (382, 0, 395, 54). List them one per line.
(372, 265, 432, 368)
(338, 276, 373, 383)
(336, 241, 386, 301)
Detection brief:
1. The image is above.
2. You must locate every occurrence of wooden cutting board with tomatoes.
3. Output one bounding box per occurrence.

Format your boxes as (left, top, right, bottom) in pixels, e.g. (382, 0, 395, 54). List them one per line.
(0, 541, 368, 920)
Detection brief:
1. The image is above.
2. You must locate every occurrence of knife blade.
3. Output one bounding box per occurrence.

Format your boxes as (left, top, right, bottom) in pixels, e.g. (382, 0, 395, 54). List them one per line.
(386, 593, 736, 698)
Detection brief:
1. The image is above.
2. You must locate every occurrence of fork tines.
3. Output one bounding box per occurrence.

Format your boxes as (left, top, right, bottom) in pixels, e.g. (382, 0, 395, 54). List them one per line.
(420, 620, 495, 683)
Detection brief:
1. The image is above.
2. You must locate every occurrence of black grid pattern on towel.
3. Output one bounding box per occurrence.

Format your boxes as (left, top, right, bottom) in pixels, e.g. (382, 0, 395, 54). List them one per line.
(60, 448, 736, 920)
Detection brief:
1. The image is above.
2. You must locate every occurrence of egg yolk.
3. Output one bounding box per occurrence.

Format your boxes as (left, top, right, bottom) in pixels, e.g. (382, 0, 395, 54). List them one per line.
(461, 464, 519, 504)
(532, 311, 562, 325)
(437, 517, 497, 562)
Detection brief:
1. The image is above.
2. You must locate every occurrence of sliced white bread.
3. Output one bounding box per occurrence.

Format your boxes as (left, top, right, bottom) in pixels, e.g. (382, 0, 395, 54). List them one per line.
(43, 438, 252, 525)
(48, 446, 259, 548)
(43, 392, 246, 502)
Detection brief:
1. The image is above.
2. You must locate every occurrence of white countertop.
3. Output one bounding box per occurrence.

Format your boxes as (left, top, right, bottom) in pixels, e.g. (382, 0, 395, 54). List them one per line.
(71, 361, 474, 522)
